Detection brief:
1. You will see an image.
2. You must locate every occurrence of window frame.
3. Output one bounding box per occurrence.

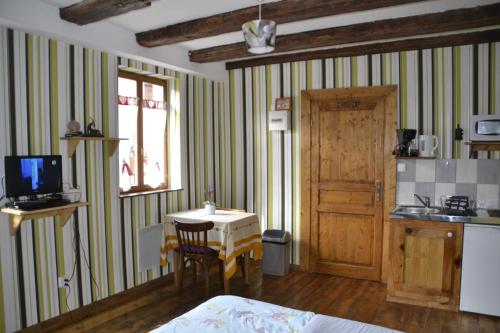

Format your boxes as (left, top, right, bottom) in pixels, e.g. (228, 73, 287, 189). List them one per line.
(118, 69, 170, 195)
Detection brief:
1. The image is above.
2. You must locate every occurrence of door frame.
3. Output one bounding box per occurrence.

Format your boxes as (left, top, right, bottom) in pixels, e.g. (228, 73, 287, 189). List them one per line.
(300, 86, 397, 282)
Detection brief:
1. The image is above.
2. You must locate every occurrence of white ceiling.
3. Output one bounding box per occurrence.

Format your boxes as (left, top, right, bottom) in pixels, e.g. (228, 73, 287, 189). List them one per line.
(41, 0, 500, 51)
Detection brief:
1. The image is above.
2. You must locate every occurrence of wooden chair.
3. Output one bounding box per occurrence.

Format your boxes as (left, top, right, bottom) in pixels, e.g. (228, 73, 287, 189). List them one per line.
(174, 220, 224, 297)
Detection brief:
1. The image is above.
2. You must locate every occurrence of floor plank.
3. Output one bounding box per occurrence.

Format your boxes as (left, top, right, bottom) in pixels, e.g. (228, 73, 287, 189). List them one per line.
(20, 263, 500, 333)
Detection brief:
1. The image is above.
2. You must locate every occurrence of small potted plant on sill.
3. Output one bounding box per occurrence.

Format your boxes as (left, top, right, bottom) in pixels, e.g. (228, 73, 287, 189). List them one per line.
(203, 186, 216, 215)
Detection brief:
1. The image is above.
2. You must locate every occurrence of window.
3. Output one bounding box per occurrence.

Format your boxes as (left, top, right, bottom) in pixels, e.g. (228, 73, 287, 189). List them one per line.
(118, 70, 169, 194)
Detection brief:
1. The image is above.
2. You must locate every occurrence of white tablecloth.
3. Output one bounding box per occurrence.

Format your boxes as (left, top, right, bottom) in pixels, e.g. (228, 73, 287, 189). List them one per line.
(161, 209, 263, 279)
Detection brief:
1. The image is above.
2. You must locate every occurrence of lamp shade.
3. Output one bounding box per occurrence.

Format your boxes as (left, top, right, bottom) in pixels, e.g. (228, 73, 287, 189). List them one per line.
(242, 19, 276, 54)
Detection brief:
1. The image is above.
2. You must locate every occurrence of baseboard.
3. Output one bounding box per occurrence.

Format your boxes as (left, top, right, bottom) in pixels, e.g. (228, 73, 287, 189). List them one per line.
(290, 264, 303, 271)
(20, 271, 176, 332)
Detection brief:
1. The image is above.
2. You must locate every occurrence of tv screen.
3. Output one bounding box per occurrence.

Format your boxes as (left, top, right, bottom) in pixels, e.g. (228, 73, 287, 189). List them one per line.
(4, 155, 63, 198)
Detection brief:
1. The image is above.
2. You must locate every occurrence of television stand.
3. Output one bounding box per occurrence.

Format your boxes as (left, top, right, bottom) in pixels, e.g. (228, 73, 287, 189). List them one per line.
(0, 202, 88, 235)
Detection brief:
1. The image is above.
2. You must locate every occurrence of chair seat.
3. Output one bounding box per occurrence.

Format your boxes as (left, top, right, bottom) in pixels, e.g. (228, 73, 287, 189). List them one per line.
(174, 244, 218, 256)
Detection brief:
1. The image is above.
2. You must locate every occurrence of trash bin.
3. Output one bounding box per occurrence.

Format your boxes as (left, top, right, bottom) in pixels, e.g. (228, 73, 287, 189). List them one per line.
(262, 229, 291, 276)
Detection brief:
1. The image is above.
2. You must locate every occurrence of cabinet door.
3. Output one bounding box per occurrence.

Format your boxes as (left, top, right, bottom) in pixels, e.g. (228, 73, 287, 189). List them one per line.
(388, 220, 463, 311)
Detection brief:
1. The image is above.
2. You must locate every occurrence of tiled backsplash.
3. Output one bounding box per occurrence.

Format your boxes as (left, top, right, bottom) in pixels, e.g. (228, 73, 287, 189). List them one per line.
(397, 159, 500, 209)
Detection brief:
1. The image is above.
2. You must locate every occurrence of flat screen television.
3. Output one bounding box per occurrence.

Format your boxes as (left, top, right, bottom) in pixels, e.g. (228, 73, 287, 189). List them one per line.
(4, 155, 63, 198)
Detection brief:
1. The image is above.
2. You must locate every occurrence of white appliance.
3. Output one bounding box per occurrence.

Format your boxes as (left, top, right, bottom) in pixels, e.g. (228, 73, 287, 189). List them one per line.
(470, 114, 500, 141)
(418, 134, 438, 157)
(460, 223, 500, 317)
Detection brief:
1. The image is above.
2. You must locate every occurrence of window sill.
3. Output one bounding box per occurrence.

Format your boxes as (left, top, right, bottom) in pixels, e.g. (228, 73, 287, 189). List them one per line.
(119, 188, 183, 199)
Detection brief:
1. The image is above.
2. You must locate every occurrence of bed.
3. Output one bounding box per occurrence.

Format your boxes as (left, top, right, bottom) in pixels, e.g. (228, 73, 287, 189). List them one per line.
(150, 295, 401, 333)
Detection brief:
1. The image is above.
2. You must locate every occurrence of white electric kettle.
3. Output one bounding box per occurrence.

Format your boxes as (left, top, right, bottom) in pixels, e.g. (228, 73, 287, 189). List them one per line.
(419, 135, 438, 157)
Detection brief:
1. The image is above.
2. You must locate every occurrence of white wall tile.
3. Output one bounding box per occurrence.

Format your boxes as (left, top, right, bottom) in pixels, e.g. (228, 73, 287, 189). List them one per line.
(434, 183, 456, 206)
(416, 159, 436, 182)
(397, 182, 416, 205)
(456, 159, 477, 183)
(477, 184, 500, 209)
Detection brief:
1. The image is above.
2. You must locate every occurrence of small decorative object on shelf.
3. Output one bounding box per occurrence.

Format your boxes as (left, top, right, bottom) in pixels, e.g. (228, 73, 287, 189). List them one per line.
(65, 120, 83, 137)
(85, 117, 103, 137)
(61, 183, 82, 203)
(455, 124, 463, 141)
(275, 97, 291, 111)
(203, 186, 216, 215)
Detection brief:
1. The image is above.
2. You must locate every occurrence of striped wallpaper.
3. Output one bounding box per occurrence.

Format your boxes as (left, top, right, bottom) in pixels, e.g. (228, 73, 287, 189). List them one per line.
(228, 43, 500, 266)
(1, 23, 499, 333)
(0, 26, 227, 332)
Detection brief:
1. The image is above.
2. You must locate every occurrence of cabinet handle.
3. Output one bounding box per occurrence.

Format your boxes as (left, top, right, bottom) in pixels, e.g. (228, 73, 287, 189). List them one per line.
(454, 257, 462, 268)
(447, 232, 453, 238)
(400, 244, 405, 251)
(405, 228, 413, 235)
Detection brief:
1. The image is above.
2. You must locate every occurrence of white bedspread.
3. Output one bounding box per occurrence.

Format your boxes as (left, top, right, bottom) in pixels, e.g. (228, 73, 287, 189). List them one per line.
(150, 295, 401, 333)
(300, 314, 401, 333)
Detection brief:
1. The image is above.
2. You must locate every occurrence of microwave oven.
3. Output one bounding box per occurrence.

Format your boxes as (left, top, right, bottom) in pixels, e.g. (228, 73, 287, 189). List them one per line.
(470, 115, 500, 141)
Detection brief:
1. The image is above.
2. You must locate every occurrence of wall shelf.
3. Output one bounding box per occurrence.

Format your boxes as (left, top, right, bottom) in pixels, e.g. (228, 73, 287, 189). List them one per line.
(60, 136, 127, 157)
(1, 202, 88, 235)
(465, 141, 500, 158)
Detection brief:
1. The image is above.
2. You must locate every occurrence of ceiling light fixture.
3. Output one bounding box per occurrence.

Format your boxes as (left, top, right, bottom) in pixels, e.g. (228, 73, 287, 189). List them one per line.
(242, 0, 277, 55)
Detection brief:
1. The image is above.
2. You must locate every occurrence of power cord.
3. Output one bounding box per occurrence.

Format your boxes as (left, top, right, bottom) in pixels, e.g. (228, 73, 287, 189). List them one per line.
(64, 219, 101, 323)
(0, 175, 5, 201)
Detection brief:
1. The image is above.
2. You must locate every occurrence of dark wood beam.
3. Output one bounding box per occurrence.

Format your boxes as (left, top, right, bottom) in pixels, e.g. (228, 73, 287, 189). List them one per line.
(60, 0, 151, 25)
(136, 0, 426, 47)
(190, 3, 500, 63)
(226, 29, 500, 69)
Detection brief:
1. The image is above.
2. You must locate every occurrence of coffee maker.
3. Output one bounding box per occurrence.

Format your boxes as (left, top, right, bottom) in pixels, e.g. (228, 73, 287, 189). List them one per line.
(394, 129, 417, 157)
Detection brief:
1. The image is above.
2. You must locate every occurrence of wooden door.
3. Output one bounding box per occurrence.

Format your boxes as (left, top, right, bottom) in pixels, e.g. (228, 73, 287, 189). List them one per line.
(301, 87, 397, 281)
(387, 220, 463, 311)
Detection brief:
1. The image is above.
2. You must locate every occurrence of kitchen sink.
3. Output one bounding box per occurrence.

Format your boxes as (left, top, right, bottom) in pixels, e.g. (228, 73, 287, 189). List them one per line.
(390, 205, 500, 225)
(390, 205, 472, 223)
(395, 206, 441, 214)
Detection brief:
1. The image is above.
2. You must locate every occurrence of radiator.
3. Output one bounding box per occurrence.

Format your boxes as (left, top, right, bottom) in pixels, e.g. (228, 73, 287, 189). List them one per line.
(138, 224, 163, 272)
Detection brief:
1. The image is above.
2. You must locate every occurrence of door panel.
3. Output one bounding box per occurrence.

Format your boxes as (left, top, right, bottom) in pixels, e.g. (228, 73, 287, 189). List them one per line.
(318, 190, 374, 215)
(310, 89, 385, 280)
(404, 236, 445, 289)
(318, 213, 373, 265)
(319, 109, 375, 183)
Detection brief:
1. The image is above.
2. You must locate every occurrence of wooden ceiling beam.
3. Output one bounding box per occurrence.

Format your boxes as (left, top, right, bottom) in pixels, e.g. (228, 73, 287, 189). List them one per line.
(136, 0, 426, 47)
(226, 29, 500, 69)
(60, 0, 151, 25)
(190, 3, 500, 63)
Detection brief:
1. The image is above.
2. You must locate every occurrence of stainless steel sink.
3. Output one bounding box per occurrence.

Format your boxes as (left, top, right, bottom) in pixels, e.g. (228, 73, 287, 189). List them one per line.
(390, 205, 471, 223)
(396, 206, 441, 214)
(391, 206, 500, 224)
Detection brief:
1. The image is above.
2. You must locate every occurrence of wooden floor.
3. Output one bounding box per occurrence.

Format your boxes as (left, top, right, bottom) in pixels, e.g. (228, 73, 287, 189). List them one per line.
(23, 263, 500, 333)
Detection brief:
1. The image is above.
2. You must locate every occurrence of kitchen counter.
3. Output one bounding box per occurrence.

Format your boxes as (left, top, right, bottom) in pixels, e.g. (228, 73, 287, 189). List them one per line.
(389, 206, 500, 226)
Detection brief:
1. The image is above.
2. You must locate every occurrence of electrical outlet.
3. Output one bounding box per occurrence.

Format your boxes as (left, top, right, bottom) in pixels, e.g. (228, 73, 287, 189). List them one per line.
(58, 276, 70, 288)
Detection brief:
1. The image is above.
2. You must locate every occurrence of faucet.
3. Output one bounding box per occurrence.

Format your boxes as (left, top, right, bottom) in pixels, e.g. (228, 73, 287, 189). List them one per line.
(414, 194, 431, 208)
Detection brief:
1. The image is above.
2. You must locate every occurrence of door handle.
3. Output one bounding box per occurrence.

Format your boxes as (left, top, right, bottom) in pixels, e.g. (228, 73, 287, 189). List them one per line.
(375, 180, 382, 202)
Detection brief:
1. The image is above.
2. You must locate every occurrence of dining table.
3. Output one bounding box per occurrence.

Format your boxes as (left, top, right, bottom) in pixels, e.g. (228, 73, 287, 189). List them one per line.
(160, 209, 263, 294)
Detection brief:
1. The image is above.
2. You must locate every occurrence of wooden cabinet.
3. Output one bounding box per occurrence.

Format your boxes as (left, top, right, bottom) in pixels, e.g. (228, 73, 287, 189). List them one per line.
(387, 219, 463, 311)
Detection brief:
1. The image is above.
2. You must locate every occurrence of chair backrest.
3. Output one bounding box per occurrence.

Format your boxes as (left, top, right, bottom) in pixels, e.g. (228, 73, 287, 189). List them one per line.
(174, 220, 214, 250)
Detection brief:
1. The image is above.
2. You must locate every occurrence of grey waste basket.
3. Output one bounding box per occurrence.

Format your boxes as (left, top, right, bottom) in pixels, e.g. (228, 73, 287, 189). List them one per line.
(262, 229, 291, 276)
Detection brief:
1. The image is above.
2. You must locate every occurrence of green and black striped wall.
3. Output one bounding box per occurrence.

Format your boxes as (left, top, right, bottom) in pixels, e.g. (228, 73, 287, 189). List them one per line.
(1, 22, 499, 333)
(0, 26, 227, 332)
(228, 43, 500, 265)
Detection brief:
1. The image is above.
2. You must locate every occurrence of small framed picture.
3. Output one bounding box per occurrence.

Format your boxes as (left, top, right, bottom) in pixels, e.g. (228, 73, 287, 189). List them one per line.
(275, 97, 291, 111)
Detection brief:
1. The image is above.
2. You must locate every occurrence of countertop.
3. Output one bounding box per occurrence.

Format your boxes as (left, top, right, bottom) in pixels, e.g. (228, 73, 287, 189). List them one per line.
(389, 206, 500, 226)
